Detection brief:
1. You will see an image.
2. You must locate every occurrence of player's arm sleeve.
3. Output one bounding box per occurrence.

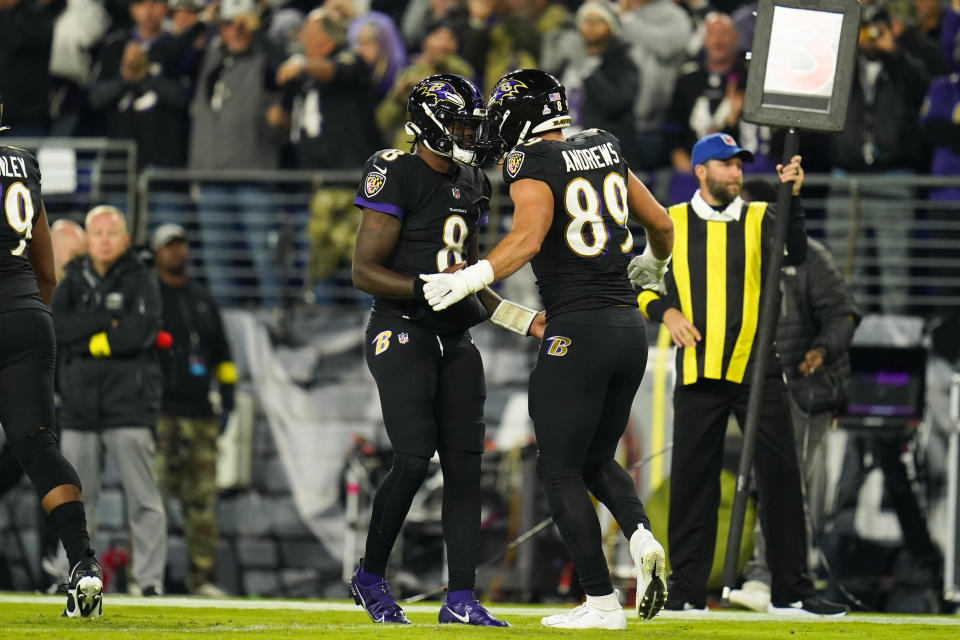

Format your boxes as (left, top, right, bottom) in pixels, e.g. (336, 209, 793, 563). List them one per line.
(352, 152, 408, 219)
(637, 270, 678, 322)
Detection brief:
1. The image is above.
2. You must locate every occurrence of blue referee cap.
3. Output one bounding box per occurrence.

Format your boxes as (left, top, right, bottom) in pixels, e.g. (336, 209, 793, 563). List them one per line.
(691, 133, 754, 167)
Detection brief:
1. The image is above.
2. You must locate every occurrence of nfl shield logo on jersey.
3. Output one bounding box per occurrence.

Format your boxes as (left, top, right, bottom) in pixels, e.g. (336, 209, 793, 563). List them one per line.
(398, 332, 409, 344)
(364, 172, 386, 197)
(505, 151, 525, 178)
(451, 187, 460, 199)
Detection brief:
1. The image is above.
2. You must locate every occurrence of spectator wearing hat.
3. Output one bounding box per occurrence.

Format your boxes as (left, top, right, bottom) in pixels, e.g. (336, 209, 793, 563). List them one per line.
(557, 1, 639, 163)
(152, 223, 235, 598)
(634, 133, 848, 616)
(188, 0, 286, 306)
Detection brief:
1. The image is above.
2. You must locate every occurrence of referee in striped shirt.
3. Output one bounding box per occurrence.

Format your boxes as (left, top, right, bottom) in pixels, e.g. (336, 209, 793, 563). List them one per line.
(635, 133, 848, 615)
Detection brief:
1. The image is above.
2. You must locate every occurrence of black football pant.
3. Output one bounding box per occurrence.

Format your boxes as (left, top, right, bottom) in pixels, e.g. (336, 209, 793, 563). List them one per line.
(363, 316, 485, 591)
(530, 307, 651, 596)
(667, 373, 816, 607)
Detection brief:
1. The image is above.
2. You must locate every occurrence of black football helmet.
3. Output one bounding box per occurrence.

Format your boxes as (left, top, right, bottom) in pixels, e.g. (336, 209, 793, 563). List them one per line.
(486, 69, 571, 160)
(405, 74, 492, 167)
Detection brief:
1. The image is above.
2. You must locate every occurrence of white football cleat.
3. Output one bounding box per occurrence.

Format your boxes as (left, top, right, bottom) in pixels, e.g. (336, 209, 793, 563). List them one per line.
(541, 602, 627, 630)
(630, 527, 667, 620)
(728, 580, 771, 612)
(62, 555, 103, 618)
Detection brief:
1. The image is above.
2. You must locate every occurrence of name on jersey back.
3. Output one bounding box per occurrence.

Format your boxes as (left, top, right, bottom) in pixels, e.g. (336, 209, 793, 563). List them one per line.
(0, 155, 29, 180)
(561, 142, 620, 173)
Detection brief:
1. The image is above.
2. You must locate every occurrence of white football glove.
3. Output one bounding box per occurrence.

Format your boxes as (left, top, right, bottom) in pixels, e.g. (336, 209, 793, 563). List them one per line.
(627, 245, 671, 295)
(420, 260, 495, 311)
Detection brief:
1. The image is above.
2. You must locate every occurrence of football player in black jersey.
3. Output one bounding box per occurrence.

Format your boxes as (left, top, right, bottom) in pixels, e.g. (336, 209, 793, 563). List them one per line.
(421, 69, 675, 628)
(348, 73, 520, 627)
(0, 104, 102, 617)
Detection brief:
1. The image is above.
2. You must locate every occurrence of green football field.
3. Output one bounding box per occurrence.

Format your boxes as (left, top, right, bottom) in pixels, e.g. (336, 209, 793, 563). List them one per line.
(0, 593, 957, 639)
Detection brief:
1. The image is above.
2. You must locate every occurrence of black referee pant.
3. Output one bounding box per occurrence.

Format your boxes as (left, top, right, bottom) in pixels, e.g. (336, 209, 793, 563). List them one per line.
(667, 370, 815, 607)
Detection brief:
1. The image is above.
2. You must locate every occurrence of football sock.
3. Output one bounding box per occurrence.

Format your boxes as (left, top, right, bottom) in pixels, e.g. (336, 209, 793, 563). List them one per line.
(584, 459, 650, 541)
(439, 451, 481, 592)
(362, 452, 430, 576)
(586, 592, 621, 611)
(49, 500, 92, 568)
(541, 474, 614, 596)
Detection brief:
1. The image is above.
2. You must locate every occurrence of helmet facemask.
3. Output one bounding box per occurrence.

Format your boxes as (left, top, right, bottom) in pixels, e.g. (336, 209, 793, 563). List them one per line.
(406, 103, 492, 167)
(405, 75, 495, 168)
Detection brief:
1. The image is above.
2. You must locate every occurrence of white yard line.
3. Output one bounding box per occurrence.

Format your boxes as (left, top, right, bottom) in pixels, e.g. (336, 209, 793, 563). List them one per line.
(0, 593, 957, 625)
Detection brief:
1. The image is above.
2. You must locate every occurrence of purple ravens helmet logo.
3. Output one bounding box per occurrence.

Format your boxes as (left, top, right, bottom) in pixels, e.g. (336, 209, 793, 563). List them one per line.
(505, 151, 525, 178)
(364, 172, 386, 197)
(419, 81, 466, 108)
(489, 79, 529, 105)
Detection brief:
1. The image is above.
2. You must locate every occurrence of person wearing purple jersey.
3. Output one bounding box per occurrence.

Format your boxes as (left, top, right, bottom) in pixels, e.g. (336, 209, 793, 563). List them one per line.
(421, 69, 675, 629)
(347, 73, 518, 627)
(0, 103, 102, 618)
(919, 70, 960, 302)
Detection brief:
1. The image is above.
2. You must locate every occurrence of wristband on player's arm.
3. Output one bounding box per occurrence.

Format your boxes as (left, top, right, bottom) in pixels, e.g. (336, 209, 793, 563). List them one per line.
(489, 299, 538, 336)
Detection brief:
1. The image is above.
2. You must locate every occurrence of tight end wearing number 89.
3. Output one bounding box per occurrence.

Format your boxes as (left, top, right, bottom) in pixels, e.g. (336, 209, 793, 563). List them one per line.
(421, 69, 675, 629)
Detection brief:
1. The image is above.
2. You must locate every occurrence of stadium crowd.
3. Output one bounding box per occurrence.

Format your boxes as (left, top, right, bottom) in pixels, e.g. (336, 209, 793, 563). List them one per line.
(0, 0, 956, 179)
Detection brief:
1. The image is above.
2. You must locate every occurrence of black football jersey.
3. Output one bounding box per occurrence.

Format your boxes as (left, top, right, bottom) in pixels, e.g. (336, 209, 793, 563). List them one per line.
(353, 149, 491, 334)
(0, 145, 46, 313)
(501, 129, 637, 316)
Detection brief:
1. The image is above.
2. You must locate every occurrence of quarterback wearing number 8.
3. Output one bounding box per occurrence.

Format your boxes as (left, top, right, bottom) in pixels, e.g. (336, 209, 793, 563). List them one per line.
(421, 69, 675, 628)
(349, 73, 514, 627)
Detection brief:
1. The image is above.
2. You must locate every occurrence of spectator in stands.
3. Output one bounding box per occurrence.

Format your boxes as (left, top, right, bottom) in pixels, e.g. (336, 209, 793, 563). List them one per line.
(918, 56, 960, 303)
(189, 0, 286, 306)
(52, 205, 167, 597)
(48, 0, 111, 136)
(348, 10, 408, 100)
(0, 0, 61, 136)
(558, 1, 638, 161)
(665, 12, 775, 176)
(727, 179, 863, 612)
(375, 21, 474, 151)
(454, 0, 573, 94)
(944, 0, 959, 72)
(274, 7, 381, 170)
(50, 219, 86, 282)
(619, 0, 693, 171)
(731, 0, 757, 55)
(400, 0, 461, 51)
(168, 0, 204, 34)
(824, 0, 931, 314)
(152, 224, 236, 598)
(87, 0, 193, 169)
(889, 0, 949, 77)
